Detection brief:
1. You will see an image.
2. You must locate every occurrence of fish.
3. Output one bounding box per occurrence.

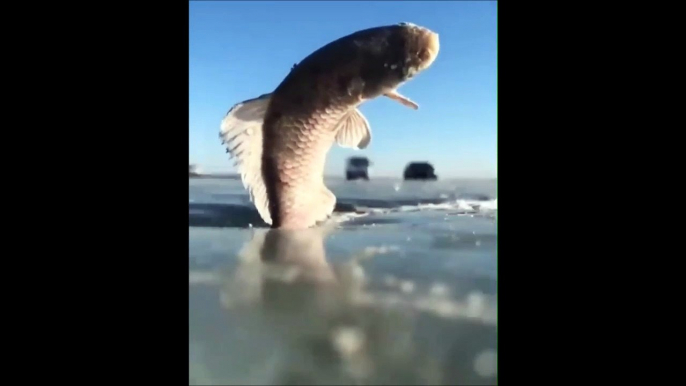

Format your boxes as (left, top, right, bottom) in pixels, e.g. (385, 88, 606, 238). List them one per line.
(220, 22, 440, 229)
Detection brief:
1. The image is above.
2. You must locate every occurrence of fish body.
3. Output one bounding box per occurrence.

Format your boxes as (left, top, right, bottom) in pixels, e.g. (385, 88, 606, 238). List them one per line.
(220, 23, 440, 229)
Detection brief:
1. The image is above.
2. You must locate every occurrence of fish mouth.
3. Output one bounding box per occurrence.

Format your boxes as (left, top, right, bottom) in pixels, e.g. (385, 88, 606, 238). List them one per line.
(416, 27, 440, 71)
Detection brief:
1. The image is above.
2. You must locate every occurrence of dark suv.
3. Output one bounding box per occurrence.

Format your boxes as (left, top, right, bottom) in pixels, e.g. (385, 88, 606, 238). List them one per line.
(345, 157, 371, 180)
(403, 162, 437, 180)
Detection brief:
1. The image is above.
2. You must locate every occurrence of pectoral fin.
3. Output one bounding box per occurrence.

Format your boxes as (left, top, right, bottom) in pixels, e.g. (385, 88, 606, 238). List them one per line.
(384, 90, 419, 110)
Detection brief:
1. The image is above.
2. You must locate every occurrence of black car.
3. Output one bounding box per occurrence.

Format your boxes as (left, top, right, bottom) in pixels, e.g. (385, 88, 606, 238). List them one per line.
(345, 156, 371, 180)
(403, 162, 437, 180)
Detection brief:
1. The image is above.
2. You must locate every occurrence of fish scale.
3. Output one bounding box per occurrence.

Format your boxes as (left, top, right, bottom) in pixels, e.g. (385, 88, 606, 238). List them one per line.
(266, 106, 342, 225)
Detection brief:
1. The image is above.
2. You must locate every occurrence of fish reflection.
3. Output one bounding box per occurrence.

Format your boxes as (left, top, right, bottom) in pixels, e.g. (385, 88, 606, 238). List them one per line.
(190, 227, 497, 385)
(217, 225, 365, 313)
(260, 227, 338, 285)
(247, 226, 354, 320)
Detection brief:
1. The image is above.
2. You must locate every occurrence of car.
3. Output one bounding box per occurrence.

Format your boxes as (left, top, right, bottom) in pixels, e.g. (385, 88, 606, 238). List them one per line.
(345, 156, 371, 180)
(403, 162, 437, 180)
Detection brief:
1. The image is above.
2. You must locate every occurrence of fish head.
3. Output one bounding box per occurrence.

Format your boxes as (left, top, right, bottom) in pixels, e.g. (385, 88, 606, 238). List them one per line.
(354, 22, 440, 99)
(394, 22, 440, 76)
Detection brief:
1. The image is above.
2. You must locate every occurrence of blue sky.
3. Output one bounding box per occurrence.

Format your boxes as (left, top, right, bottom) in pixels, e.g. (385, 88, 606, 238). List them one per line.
(190, 1, 497, 178)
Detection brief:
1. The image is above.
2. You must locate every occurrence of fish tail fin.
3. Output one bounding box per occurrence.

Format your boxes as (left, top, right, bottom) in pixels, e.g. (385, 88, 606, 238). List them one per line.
(220, 93, 274, 225)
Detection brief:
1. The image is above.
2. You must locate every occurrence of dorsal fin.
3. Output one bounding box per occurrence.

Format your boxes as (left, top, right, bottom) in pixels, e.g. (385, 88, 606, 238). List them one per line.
(220, 93, 273, 225)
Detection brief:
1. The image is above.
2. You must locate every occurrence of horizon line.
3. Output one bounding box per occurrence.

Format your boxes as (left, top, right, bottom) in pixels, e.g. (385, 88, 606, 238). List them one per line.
(190, 173, 497, 180)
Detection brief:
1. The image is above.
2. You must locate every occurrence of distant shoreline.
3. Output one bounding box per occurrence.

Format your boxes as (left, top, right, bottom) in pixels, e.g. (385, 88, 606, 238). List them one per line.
(189, 173, 240, 180)
(189, 174, 496, 181)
